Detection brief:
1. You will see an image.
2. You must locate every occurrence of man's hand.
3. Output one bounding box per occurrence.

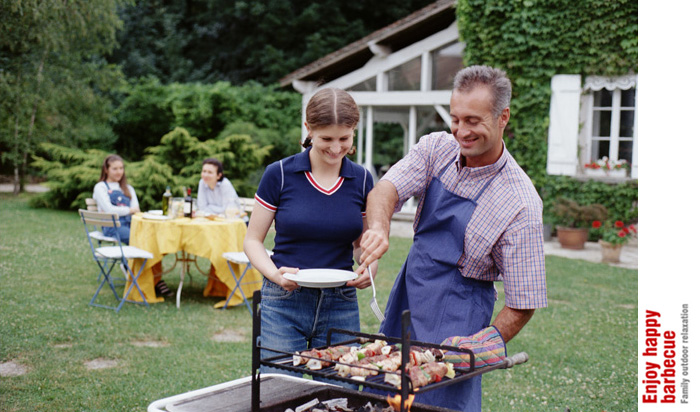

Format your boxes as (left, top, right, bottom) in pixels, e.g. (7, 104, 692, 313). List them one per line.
(356, 227, 389, 275)
(354, 180, 399, 275)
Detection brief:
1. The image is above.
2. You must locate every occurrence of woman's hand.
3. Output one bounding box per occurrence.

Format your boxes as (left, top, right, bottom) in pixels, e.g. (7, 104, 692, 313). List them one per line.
(346, 266, 373, 290)
(271, 266, 300, 291)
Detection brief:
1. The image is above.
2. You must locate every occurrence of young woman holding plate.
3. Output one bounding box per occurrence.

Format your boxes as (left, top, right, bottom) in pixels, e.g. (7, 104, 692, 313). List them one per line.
(244, 88, 378, 376)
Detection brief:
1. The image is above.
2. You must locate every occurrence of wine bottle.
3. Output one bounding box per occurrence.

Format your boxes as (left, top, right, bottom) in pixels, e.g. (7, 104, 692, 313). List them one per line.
(162, 186, 172, 215)
(184, 187, 193, 218)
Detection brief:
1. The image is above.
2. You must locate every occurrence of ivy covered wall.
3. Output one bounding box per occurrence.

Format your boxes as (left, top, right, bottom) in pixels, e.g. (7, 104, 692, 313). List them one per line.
(455, 0, 638, 220)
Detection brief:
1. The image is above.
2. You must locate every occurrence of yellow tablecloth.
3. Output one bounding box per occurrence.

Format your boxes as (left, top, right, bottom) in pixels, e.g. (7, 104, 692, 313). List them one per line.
(126, 214, 262, 308)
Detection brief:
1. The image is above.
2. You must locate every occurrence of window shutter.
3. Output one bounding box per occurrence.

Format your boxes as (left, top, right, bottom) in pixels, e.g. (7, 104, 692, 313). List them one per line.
(547, 75, 582, 176)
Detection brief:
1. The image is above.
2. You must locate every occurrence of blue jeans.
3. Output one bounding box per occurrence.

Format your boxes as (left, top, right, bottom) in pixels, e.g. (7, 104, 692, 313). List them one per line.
(259, 278, 360, 382)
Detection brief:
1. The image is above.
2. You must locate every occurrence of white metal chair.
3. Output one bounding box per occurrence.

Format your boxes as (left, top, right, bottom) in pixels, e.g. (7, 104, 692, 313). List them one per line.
(79, 209, 153, 312)
(85, 198, 120, 244)
(221, 249, 272, 314)
(84, 198, 121, 283)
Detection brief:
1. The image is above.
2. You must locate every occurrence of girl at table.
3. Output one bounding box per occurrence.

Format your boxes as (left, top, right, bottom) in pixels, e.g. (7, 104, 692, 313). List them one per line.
(93, 154, 140, 245)
(244, 88, 378, 376)
(93, 154, 173, 297)
(196, 157, 245, 220)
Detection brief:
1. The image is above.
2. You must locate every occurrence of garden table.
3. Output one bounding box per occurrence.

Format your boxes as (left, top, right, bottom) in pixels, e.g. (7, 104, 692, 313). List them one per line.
(125, 213, 262, 308)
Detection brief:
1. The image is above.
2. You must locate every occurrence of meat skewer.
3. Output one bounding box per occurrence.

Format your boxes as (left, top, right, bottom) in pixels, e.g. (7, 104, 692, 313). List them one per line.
(293, 346, 353, 370)
(384, 361, 456, 389)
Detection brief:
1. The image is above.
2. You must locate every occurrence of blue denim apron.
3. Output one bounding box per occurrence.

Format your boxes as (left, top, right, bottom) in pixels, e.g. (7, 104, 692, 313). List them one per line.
(378, 161, 504, 412)
(102, 181, 132, 244)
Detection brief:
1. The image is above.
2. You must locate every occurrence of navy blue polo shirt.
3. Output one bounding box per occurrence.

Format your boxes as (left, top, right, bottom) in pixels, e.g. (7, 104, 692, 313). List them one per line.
(255, 149, 374, 271)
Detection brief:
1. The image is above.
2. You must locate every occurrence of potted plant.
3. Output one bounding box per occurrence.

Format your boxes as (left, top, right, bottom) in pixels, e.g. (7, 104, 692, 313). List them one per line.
(552, 198, 608, 250)
(592, 220, 638, 263)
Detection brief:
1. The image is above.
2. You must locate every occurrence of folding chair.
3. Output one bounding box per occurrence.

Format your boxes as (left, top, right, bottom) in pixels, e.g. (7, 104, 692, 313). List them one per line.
(79, 209, 153, 312)
(221, 249, 272, 314)
(84, 199, 120, 283)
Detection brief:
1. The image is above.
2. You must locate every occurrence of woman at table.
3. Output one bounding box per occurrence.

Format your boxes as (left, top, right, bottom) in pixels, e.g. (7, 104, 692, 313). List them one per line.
(244, 88, 378, 375)
(197, 157, 244, 219)
(93, 154, 173, 297)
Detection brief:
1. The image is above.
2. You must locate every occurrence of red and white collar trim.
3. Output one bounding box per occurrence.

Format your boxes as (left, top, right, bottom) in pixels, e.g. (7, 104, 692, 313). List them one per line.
(305, 171, 344, 196)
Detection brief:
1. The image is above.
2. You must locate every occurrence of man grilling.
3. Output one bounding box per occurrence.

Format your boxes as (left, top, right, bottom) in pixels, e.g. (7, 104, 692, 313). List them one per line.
(356, 65, 548, 411)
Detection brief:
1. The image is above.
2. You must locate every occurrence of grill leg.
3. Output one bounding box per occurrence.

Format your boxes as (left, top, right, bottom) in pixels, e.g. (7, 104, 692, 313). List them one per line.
(252, 290, 261, 412)
(401, 310, 411, 412)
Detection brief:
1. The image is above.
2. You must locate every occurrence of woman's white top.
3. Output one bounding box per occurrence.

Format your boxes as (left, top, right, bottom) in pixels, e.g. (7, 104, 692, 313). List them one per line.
(93, 181, 139, 216)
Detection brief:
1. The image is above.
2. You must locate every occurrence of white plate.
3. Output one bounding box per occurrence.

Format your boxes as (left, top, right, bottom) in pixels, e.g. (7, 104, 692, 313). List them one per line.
(147, 210, 163, 215)
(283, 269, 358, 288)
(142, 213, 171, 221)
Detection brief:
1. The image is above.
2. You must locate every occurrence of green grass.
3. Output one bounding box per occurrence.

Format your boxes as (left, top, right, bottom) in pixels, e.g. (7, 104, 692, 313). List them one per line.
(0, 194, 637, 411)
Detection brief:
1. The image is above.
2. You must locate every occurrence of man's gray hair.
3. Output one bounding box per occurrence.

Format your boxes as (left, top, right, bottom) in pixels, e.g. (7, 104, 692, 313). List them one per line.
(453, 65, 512, 119)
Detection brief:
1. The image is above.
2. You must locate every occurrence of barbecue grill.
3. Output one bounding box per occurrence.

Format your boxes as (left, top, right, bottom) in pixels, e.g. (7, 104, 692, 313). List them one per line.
(147, 290, 528, 412)
(252, 291, 529, 412)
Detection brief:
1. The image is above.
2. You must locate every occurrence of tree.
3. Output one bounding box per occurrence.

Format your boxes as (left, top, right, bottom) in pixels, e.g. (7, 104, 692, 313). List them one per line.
(111, 79, 301, 160)
(108, 0, 437, 84)
(0, 0, 131, 193)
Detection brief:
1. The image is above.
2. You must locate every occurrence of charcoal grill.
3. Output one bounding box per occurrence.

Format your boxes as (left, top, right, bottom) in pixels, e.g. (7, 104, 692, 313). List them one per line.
(252, 291, 529, 412)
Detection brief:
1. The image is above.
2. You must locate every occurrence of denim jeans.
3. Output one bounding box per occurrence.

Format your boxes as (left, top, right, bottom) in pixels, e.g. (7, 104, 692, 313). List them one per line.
(103, 223, 130, 245)
(259, 278, 360, 381)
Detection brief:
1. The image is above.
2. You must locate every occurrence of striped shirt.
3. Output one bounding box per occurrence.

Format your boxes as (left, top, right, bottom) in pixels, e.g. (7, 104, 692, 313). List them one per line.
(383, 132, 547, 309)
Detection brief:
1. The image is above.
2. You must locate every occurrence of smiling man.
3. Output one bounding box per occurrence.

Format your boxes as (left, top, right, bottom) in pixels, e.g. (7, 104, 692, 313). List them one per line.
(358, 65, 548, 411)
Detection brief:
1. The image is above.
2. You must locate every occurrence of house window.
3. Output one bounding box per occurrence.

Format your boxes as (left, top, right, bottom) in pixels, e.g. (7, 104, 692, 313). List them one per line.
(347, 77, 376, 92)
(546, 74, 638, 179)
(582, 75, 638, 177)
(589, 87, 636, 166)
(431, 41, 464, 90)
(387, 57, 421, 91)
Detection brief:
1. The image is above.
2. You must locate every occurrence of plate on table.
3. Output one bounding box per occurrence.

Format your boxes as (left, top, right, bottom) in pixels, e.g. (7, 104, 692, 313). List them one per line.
(147, 210, 163, 215)
(283, 269, 358, 288)
(142, 213, 170, 221)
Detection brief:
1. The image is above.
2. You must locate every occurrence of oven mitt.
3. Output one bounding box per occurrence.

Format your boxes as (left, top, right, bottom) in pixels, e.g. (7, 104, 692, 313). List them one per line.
(440, 325, 506, 368)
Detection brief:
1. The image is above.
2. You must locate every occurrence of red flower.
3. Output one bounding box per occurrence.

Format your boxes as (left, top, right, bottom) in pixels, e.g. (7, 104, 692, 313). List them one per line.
(622, 227, 630, 234)
(614, 220, 625, 228)
(628, 224, 637, 233)
(617, 230, 627, 238)
(592, 220, 602, 229)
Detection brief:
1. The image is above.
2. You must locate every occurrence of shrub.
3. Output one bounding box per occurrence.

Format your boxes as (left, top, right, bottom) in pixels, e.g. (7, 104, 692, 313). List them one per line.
(31, 126, 269, 211)
(552, 198, 607, 229)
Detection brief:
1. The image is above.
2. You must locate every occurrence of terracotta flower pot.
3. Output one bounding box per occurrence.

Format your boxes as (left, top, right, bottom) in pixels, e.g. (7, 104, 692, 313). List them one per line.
(556, 226, 589, 250)
(599, 240, 623, 263)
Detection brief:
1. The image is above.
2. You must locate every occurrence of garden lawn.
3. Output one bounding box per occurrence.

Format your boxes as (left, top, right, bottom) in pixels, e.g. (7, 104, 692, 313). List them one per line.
(0, 194, 637, 411)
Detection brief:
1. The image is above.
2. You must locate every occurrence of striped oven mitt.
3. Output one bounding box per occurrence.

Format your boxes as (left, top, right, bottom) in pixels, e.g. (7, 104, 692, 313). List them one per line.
(440, 326, 506, 368)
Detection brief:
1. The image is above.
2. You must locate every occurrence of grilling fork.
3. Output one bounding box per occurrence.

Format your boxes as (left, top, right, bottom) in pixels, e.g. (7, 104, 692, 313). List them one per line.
(367, 266, 385, 322)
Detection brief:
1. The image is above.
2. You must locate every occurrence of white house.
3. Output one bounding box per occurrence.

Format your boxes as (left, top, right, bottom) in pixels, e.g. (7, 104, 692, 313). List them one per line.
(279, 0, 638, 211)
(280, 0, 460, 190)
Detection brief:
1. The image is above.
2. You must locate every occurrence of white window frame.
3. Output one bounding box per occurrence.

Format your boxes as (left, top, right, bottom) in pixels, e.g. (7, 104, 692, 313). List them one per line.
(580, 75, 638, 179)
(547, 74, 638, 180)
